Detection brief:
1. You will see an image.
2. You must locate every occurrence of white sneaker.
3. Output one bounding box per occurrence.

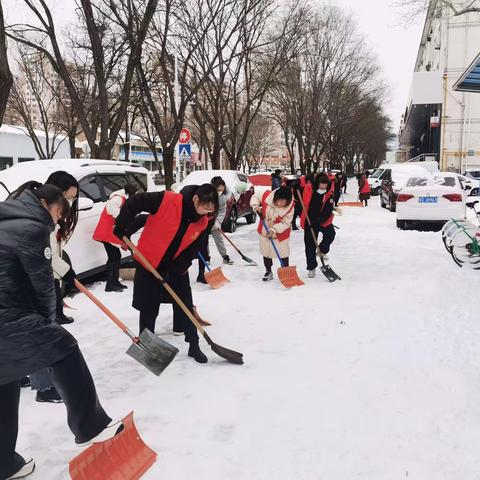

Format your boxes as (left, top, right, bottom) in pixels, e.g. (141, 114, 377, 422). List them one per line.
(308, 270, 316, 278)
(7, 458, 35, 479)
(76, 421, 124, 447)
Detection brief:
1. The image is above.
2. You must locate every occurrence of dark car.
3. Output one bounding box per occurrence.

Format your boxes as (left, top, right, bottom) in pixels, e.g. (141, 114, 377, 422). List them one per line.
(174, 170, 256, 232)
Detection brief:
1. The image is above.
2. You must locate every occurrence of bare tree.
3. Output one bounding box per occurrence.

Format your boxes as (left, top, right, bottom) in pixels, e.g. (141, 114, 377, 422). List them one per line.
(192, 1, 307, 172)
(7, 46, 67, 158)
(242, 114, 275, 173)
(0, 0, 12, 126)
(6, 0, 158, 159)
(394, 0, 480, 20)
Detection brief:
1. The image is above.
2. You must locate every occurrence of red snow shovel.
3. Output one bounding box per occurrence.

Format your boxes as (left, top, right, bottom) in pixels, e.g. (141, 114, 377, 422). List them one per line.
(338, 201, 363, 207)
(124, 237, 244, 365)
(258, 214, 304, 288)
(74, 279, 178, 376)
(197, 251, 230, 289)
(69, 411, 157, 480)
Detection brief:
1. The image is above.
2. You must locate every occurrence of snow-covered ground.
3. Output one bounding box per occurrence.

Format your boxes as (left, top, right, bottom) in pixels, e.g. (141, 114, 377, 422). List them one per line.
(17, 182, 480, 479)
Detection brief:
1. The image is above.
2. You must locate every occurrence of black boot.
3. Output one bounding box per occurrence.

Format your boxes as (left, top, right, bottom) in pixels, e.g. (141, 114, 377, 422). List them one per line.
(105, 262, 123, 292)
(112, 262, 128, 290)
(197, 259, 208, 284)
(55, 313, 74, 325)
(188, 342, 208, 363)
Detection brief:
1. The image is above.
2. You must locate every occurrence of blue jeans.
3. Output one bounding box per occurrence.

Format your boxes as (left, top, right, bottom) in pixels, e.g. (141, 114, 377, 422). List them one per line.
(29, 368, 53, 392)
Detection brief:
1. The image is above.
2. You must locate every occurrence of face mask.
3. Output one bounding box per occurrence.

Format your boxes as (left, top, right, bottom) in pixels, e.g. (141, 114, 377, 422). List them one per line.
(317, 188, 327, 194)
(67, 199, 74, 207)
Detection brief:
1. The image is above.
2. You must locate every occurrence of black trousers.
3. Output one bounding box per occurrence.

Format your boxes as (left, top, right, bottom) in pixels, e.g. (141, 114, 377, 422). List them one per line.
(54, 279, 64, 317)
(292, 203, 302, 227)
(0, 346, 110, 479)
(137, 272, 199, 344)
(264, 257, 289, 272)
(103, 242, 121, 263)
(304, 224, 336, 270)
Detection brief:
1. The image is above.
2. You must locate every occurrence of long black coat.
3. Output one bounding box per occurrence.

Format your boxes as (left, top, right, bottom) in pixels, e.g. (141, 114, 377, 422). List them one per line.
(0, 191, 77, 385)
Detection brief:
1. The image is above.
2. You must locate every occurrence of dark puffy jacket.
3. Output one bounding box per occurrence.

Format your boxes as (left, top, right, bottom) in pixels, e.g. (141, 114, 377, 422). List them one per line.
(0, 191, 77, 385)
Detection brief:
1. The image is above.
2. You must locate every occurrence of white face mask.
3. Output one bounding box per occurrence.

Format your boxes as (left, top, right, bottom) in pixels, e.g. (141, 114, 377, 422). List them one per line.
(67, 199, 75, 207)
(317, 188, 327, 194)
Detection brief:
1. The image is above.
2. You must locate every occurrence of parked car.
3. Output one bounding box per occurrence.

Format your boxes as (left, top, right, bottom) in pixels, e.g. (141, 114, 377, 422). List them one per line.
(0, 159, 155, 277)
(248, 172, 272, 187)
(462, 169, 480, 195)
(173, 169, 255, 232)
(396, 173, 466, 229)
(380, 165, 430, 212)
(370, 162, 438, 196)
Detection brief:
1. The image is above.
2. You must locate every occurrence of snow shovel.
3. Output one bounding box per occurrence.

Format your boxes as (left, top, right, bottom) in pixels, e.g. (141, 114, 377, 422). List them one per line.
(219, 229, 258, 266)
(124, 237, 244, 365)
(197, 251, 230, 289)
(259, 215, 304, 288)
(74, 279, 178, 376)
(338, 201, 363, 207)
(69, 411, 156, 480)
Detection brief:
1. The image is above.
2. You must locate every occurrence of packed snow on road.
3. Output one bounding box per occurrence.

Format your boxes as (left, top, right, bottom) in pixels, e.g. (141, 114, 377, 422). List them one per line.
(16, 190, 480, 480)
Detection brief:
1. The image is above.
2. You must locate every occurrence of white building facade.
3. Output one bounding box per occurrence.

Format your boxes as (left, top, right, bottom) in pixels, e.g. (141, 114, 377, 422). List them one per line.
(399, 1, 480, 171)
(0, 125, 70, 170)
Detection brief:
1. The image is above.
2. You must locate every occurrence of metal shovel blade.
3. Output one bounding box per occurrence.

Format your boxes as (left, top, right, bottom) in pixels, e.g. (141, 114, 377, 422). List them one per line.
(277, 266, 304, 288)
(126, 329, 179, 376)
(205, 267, 230, 289)
(241, 254, 258, 266)
(203, 332, 244, 365)
(69, 411, 157, 480)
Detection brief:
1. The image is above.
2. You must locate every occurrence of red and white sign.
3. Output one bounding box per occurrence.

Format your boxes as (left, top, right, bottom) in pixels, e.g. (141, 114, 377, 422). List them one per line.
(430, 116, 440, 128)
(179, 128, 191, 144)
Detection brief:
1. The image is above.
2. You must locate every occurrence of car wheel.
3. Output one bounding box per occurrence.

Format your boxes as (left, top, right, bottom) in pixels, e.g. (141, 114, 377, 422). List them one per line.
(245, 210, 257, 224)
(396, 219, 406, 230)
(225, 207, 237, 233)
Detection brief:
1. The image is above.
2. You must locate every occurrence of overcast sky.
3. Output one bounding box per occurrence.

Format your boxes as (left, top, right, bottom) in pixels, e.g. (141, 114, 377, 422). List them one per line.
(4, 0, 425, 133)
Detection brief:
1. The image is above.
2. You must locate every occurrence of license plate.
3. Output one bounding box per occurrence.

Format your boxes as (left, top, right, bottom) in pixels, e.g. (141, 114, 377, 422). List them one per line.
(419, 196, 438, 203)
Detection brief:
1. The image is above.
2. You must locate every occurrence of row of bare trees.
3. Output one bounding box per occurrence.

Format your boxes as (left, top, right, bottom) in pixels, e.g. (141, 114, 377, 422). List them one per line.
(0, 0, 395, 185)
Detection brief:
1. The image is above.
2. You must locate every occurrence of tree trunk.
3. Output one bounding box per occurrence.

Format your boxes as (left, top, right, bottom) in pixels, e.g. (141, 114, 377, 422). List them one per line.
(0, 1, 12, 127)
(69, 131, 76, 158)
(163, 147, 175, 190)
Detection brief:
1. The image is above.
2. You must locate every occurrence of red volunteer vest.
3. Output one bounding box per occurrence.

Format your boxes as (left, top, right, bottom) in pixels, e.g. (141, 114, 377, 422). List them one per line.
(136, 191, 209, 269)
(359, 178, 371, 194)
(300, 183, 334, 229)
(93, 195, 126, 245)
(257, 190, 293, 242)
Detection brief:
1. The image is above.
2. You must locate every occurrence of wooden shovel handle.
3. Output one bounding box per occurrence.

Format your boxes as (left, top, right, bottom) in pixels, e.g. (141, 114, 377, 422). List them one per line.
(123, 237, 205, 335)
(74, 279, 136, 341)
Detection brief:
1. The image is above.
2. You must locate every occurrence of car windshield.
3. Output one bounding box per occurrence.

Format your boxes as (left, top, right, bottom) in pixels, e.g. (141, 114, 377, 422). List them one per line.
(406, 176, 456, 187)
(370, 169, 384, 179)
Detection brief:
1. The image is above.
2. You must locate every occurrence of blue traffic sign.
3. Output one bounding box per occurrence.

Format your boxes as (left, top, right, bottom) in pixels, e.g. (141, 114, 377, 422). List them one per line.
(179, 144, 191, 158)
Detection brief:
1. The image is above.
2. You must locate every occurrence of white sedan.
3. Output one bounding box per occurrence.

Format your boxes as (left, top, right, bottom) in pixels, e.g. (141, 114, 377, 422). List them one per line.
(396, 173, 467, 229)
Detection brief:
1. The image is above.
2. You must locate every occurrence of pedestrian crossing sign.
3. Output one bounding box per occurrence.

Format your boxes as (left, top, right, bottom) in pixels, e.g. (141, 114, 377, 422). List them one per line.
(179, 144, 191, 159)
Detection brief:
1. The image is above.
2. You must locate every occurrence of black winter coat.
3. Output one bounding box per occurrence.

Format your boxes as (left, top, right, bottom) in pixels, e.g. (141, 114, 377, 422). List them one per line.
(0, 191, 77, 385)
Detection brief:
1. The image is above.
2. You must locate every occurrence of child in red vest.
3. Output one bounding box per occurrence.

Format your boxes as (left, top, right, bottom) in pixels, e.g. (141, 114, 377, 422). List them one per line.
(93, 184, 138, 291)
(250, 186, 294, 282)
(301, 174, 336, 278)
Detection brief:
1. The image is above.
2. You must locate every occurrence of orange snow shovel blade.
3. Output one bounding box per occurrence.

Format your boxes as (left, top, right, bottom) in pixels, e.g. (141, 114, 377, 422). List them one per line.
(277, 266, 304, 288)
(204, 267, 230, 289)
(69, 412, 156, 480)
(338, 202, 363, 207)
